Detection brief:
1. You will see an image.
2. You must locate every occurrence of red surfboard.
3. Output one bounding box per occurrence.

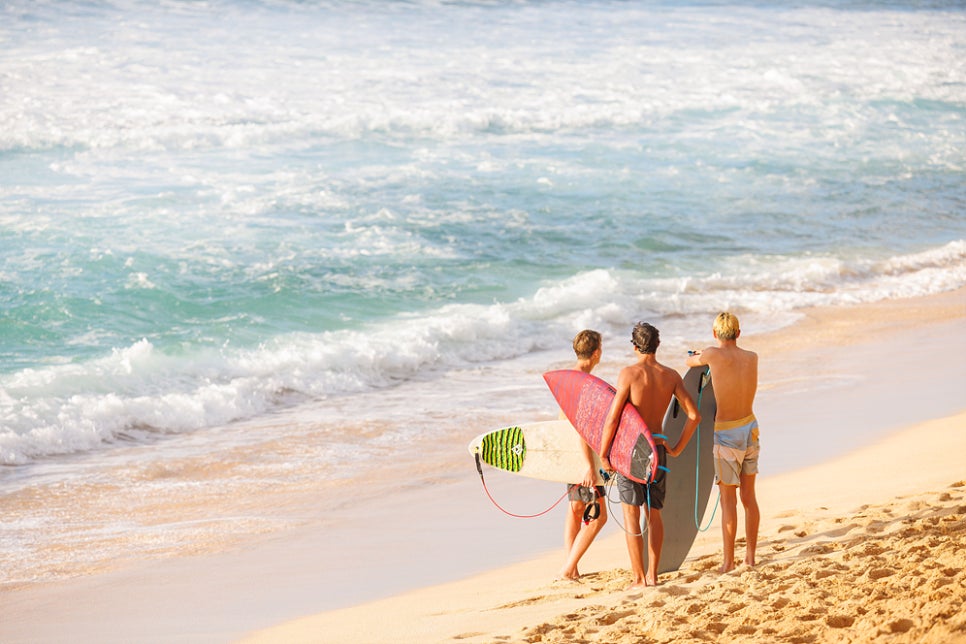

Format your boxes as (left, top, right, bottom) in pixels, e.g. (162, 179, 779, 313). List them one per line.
(543, 369, 658, 483)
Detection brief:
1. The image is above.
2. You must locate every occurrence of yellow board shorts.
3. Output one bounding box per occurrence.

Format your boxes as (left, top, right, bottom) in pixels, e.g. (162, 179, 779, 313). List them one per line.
(713, 414, 760, 486)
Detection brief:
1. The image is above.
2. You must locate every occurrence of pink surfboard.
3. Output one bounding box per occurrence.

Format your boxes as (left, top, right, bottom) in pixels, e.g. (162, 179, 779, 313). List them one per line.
(543, 370, 658, 484)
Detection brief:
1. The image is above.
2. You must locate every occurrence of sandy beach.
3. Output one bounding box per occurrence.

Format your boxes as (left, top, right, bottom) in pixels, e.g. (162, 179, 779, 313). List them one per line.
(244, 421, 966, 643)
(243, 288, 966, 644)
(2, 289, 964, 643)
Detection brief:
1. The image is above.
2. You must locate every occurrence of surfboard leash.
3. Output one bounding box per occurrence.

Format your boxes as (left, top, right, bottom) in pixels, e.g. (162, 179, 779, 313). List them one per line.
(598, 468, 650, 538)
(474, 454, 569, 519)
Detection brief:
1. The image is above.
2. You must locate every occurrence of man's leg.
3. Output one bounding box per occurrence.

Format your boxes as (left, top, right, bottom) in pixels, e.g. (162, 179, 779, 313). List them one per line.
(645, 508, 663, 585)
(560, 501, 607, 580)
(564, 500, 582, 557)
(622, 503, 646, 589)
(739, 473, 759, 567)
(718, 483, 739, 573)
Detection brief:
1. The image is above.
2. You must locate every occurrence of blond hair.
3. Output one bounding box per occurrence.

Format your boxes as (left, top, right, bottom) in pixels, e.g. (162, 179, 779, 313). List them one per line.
(713, 312, 740, 341)
(572, 329, 602, 359)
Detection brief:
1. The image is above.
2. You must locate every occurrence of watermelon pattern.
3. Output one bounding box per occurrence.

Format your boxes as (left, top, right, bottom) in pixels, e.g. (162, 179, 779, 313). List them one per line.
(479, 426, 527, 472)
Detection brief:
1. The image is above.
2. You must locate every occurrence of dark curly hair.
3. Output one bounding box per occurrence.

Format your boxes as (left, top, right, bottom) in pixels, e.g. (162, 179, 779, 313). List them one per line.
(631, 322, 660, 354)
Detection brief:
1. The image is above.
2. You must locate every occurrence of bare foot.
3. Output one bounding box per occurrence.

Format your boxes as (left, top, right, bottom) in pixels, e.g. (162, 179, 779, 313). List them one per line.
(556, 569, 580, 582)
(744, 557, 756, 567)
(719, 562, 736, 574)
(626, 577, 659, 590)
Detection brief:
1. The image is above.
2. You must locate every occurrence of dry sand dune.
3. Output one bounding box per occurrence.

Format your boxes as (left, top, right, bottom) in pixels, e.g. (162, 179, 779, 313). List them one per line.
(498, 482, 965, 643)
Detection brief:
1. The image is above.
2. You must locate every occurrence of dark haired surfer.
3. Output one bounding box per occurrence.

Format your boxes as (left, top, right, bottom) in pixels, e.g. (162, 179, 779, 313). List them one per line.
(600, 322, 700, 588)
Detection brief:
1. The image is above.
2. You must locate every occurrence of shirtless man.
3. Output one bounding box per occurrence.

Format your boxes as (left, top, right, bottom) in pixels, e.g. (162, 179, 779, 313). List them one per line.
(600, 322, 700, 588)
(558, 330, 607, 581)
(687, 312, 760, 573)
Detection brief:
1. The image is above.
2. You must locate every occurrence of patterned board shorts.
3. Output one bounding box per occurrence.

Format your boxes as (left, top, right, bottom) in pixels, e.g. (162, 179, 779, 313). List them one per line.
(713, 414, 760, 486)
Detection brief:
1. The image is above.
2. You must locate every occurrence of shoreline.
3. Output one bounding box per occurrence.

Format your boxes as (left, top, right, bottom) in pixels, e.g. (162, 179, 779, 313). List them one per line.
(242, 287, 966, 643)
(243, 411, 966, 643)
(1, 288, 964, 643)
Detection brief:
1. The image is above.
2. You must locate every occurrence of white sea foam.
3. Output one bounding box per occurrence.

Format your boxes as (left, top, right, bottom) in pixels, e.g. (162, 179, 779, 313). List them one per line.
(2, 240, 963, 465)
(1, 4, 963, 161)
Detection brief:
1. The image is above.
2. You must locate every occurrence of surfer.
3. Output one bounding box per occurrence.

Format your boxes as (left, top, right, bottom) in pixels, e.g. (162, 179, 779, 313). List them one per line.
(687, 311, 760, 574)
(600, 322, 701, 588)
(559, 329, 608, 581)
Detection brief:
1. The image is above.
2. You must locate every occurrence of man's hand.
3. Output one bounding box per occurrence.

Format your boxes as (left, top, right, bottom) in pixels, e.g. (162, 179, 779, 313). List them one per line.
(600, 456, 614, 474)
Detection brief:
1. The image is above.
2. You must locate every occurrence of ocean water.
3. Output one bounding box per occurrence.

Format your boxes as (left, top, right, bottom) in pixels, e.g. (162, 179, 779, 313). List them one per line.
(1, 0, 965, 588)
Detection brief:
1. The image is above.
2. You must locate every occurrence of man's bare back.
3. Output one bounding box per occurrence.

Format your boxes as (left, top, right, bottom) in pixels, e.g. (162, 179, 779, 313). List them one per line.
(619, 359, 683, 432)
(688, 343, 757, 422)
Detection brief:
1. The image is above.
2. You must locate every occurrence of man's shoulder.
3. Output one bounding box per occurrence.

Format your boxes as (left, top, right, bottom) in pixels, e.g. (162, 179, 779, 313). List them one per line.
(653, 360, 683, 383)
(617, 362, 640, 381)
(655, 359, 679, 374)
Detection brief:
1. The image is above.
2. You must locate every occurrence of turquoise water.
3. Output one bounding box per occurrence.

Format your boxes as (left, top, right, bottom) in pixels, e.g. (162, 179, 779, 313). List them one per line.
(1, 0, 965, 467)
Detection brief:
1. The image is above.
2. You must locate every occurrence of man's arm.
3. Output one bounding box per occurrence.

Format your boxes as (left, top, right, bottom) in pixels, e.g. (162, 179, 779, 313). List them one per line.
(579, 438, 597, 488)
(599, 371, 630, 473)
(686, 346, 714, 368)
(666, 377, 701, 458)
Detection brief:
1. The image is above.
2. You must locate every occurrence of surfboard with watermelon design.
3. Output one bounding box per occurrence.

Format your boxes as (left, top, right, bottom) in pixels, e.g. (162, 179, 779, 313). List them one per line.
(468, 420, 603, 485)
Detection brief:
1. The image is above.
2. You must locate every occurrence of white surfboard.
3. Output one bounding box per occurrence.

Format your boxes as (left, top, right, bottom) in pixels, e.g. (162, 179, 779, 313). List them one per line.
(468, 420, 604, 485)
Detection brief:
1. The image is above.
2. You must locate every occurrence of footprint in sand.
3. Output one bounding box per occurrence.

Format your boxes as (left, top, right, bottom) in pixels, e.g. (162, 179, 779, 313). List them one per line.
(691, 556, 719, 571)
(826, 614, 855, 628)
(867, 567, 897, 580)
(888, 618, 915, 634)
(495, 595, 548, 609)
(659, 585, 691, 597)
(802, 542, 834, 555)
(596, 609, 635, 626)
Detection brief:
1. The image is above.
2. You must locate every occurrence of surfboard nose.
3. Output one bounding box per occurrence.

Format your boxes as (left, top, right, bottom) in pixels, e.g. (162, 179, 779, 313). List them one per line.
(467, 436, 483, 456)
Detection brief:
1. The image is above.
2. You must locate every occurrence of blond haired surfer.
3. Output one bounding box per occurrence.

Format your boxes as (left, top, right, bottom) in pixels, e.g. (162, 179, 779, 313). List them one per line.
(687, 311, 761, 573)
(600, 322, 701, 588)
(558, 329, 607, 581)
